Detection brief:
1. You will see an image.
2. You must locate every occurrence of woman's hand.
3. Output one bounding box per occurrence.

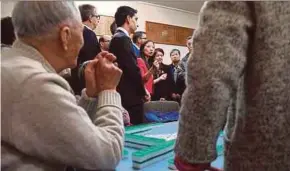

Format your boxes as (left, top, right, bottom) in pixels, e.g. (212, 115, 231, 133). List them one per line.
(159, 73, 167, 80)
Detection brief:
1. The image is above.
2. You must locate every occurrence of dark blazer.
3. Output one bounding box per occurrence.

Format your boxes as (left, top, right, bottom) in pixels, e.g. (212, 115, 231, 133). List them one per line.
(169, 64, 186, 96)
(152, 63, 175, 101)
(109, 30, 146, 107)
(69, 26, 101, 95)
(179, 52, 190, 72)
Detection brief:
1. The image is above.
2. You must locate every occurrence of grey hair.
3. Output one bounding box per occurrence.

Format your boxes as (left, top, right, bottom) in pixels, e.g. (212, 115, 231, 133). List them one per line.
(12, 1, 82, 38)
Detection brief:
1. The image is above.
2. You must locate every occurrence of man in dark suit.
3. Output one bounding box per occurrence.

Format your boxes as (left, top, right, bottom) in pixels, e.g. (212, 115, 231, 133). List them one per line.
(179, 36, 193, 73)
(169, 49, 186, 104)
(69, 4, 101, 95)
(109, 6, 146, 124)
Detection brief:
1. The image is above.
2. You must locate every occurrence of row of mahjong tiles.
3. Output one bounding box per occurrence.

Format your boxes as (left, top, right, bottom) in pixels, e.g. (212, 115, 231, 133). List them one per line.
(116, 122, 224, 170)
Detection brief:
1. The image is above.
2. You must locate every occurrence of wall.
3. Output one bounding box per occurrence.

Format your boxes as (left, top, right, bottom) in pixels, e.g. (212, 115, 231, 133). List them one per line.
(1, 1, 15, 17)
(75, 1, 199, 64)
(1, 1, 200, 64)
(137, 2, 198, 64)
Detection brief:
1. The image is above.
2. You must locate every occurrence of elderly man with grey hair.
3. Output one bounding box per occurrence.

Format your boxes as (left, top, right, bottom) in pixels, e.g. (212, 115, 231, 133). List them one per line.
(1, 1, 124, 171)
(69, 4, 102, 95)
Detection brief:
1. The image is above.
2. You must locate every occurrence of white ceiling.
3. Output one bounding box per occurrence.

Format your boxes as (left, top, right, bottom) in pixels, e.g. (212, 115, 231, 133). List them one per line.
(144, 1, 205, 14)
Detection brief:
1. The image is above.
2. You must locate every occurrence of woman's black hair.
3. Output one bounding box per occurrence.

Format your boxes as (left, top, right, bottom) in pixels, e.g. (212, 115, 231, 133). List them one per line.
(140, 40, 155, 68)
(154, 48, 164, 56)
(150, 48, 164, 66)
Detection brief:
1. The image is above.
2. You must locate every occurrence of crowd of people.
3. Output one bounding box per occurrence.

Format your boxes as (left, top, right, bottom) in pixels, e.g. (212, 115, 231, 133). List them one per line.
(1, 2, 192, 126)
(1, 1, 290, 171)
(55, 4, 191, 125)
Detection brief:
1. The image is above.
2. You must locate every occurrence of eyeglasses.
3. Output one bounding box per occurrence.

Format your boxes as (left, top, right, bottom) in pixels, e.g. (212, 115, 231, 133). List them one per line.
(92, 15, 100, 20)
(133, 16, 138, 21)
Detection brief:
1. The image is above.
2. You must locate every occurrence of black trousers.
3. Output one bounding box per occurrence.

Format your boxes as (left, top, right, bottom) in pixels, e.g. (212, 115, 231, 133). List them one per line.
(125, 103, 144, 125)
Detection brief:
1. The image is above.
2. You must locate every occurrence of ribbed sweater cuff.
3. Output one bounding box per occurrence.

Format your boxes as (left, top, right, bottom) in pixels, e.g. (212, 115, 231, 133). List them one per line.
(81, 89, 97, 101)
(78, 89, 98, 112)
(97, 90, 122, 109)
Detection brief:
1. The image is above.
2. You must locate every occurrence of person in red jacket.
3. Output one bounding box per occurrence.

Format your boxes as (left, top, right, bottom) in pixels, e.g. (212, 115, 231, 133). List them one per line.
(137, 40, 159, 101)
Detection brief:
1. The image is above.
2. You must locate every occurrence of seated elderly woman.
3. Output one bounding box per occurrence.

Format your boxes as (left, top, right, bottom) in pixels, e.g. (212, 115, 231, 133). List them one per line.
(2, 1, 124, 171)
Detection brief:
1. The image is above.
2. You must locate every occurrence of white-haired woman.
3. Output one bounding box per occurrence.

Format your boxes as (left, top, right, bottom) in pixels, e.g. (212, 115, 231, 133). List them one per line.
(2, 1, 124, 170)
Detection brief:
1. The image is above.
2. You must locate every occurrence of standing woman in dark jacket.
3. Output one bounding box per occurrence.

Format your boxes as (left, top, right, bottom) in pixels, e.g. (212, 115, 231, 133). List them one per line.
(151, 48, 175, 101)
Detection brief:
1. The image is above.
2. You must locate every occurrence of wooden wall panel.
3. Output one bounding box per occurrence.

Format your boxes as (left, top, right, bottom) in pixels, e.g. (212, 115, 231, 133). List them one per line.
(94, 15, 115, 36)
(146, 21, 194, 46)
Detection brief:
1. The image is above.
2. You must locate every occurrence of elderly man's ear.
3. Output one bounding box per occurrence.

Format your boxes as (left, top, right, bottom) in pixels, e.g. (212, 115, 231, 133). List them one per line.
(59, 26, 71, 51)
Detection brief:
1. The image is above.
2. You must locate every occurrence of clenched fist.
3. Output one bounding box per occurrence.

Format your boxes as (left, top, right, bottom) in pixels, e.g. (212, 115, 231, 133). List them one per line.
(95, 53, 122, 94)
(85, 52, 122, 97)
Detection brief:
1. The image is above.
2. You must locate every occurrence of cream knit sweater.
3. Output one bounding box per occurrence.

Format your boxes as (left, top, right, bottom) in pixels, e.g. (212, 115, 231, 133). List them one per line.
(1, 40, 124, 170)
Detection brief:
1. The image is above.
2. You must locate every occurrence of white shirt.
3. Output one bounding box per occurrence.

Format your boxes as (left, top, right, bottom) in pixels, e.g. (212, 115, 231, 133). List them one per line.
(133, 43, 140, 50)
(83, 24, 93, 31)
(116, 27, 130, 37)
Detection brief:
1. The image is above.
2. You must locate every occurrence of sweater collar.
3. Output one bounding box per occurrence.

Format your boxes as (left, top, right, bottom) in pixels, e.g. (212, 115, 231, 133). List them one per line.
(12, 39, 56, 73)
